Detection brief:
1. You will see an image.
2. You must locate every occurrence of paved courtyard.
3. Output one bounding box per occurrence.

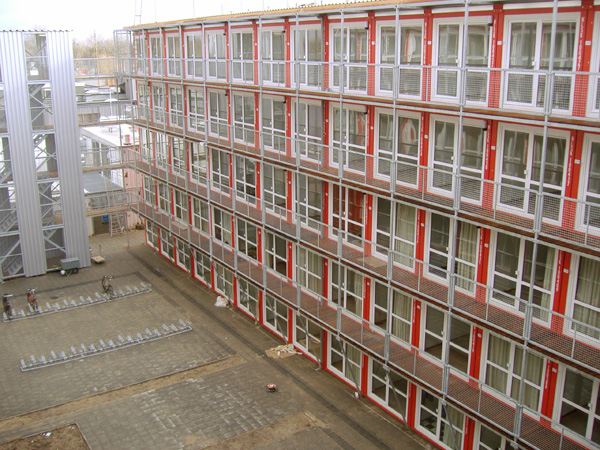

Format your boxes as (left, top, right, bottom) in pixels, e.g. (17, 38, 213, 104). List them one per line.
(0, 231, 432, 449)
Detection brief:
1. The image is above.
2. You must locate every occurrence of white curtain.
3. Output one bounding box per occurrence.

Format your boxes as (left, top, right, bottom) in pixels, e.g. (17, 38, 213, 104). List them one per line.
(573, 256, 600, 339)
(455, 222, 478, 292)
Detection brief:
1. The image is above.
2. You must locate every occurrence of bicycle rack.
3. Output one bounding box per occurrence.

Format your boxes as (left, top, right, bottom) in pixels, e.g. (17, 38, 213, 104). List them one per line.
(2, 282, 152, 322)
(20, 319, 191, 371)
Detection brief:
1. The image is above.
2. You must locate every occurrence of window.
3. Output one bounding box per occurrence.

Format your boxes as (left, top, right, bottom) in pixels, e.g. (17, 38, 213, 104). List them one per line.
(578, 137, 600, 232)
(490, 232, 555, 322)
(433, 20, 490, 102)
(265, 231, 287, 276)
(212, 207, 232, 246)
(234, 156, 256, 202)
(139, 129, 152, 161)
(331, 26, 367, 92)
(497, 126, 567, 222)
(422, 305, 472, 374)
(263, 164, 287, 216)
(154, 132, 168, 169)
(296, 246, 322, 296)
(188, 88, 205, 134)
(261, 29, 285, 85)
(483, 334, 544, 411)
(150, 35, 163, 76)
(557, 368, 600, 446)
(590, 14, 600, 115)
(208, 90, 228, 138)
(331, 105, 367, 173)
(377, 21, 422, 97)
(292, 27, 322, 88)
(194, 249, 211, 286)
(185, 32, 203, 79)
(157, 182, 170, 213)
(475, 424, 509, 450)
(376, 110, 419, 185)
(231, 30, 254, 83)
(166, 34, 181, 77)
(294, 313, 321, 360)
(152, 84, 165, 124)
(262, 96, 286, 152)
(331, 186, 364, 248)
(426, 214, 479, 291)
(211, 148, 230, 193)
(418, 389, 465, 450)
(233, 93, 255, 144)
(214, 261, 234, 299)
(236, 218, 258, 260)
(374, 198, 416, 269)
(296, 174, 322, 231)
(429, 117, 485, 202)
(176, 240, 190, 271)
(171, 137, 186, 176)
(169, 86, 183, 128)
(191, 197, 209, 234)
(370, 359, 409, 420)
(264, 294, 288, 339)
(134, 34, 147, 75)
(329, 337, 361, 388)
(146, 221, 158, 249)
(373, 282, 412, 346)
(173, 189, 188, 222)
(137, 82, 150, 119)
(331, 262, 363, 317)
(294, 99, 323, 161)
(568, 255, 600, 341)
(190, 142, 207, 183)
(160, 229, 174, 261)
(143, 176, 155, 205)
(238, 277, 259, 319)
(504, 16, 578, 111)
(206, 31, 227, 80)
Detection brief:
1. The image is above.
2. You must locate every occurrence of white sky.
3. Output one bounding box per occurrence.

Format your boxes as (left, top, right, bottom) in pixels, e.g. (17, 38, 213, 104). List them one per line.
(0, 0, 314, 41)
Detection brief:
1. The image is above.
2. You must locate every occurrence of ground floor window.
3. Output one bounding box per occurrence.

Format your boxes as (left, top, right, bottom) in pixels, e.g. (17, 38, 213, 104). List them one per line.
(160, 229, 174, 261)
(238, 277, 259, 319)
(264, 294, 288, 339)
(369, 358, 408, 420)
(194, 250, 211, 287)
(294, 313, 321, 361)
(417, 388, 465, 449)
(328, 336, 361, 389)
(175, 240, 190, 271)
(214, 262, 233, 300)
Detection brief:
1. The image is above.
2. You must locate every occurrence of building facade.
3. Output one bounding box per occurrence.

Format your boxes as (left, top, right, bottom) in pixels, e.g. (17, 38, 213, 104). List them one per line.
(124, 1, 600, 449)
(0, 31, 90, 278)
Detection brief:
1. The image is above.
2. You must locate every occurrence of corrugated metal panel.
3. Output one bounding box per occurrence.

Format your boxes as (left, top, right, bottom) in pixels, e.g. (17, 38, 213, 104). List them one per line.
(47, 31, 90, 267)
(0, 32, 46, 276)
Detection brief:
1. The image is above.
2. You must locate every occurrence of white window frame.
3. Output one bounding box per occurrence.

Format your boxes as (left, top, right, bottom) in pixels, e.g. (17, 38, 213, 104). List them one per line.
(263, 164, 288, 217)
(154, 132, 168, 169)
(206, 30, 227, 81)
(166, 33, 181, 77)
(134, 34, 147, 75)
(137, 82, 150, 120)
(194, 249, 211, 287)
(587, 13, 600, 117)
(208, 90, 228, 139)
(564, 254, 600, 345)
(374, 108, 420, 187)
(375, 19, 423, 98)
(157, 182, 170, 213)
(264, 294, 288, 339)
(190, 142, 207, 183)
(175, 239, 190, 271)
(173, 189, 188, 223)
(328, 335, 361, 389)
(210, 147, 230, 194)
(291, 25, 323, 89)
(330, 23, 368, 93)
(293, 313, 322, 361)
(191, 197, 210, 234)
(431, 17, 492, 104)
(232, 92, 255, 145)
(428, 115, 486, 204)
(330, 261, 363, 318)
(262, 95, 286, 153)
(330, 185, 365, 249)
(296, 173, 322, 231)
(187, 87, 205, 134)
(295, 245, 322, 297)
(214, 261, 234, 299)
(369, 358, 409, 421)
(495, 124, 569, 225)
(234, 155, 256, 203)
(231, 29, 254, 83)
(260, 28, 285, 86)
(171, 137, 186, 176)
(372, 281, 412, 348)
(576, 134, 600, 235)
(152, 84, 165, 124)
(185, 32, 204, 79)
(293, 98, 323, 162)
(502, 14, 579, 113)
(373, 197, 416, 270)
(160, 229, 174, 261)
(330, 103, 367, 173)
(416, 387, 465, 450)
(265, 231, 287, 277)
(169, 86, 183, 128)
(238, 277, 259, 319)
(236, 217, 258, 261)
(146, 220, 158, 249)
(212, 207, 232, 247)
(150, 34, 163, 76)
(143, 176, 155, 206)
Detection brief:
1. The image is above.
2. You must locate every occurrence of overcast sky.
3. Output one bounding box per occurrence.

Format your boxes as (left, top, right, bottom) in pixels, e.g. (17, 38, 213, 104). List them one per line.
(0, 0, 312, 41)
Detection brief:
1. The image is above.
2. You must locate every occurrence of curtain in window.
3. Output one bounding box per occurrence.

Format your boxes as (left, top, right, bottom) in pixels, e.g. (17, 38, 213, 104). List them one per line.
(486, 335, 510, 392)
(573, 257, 600, 339)
(394, 203, 416, 267)
(455, 222, 478, 292)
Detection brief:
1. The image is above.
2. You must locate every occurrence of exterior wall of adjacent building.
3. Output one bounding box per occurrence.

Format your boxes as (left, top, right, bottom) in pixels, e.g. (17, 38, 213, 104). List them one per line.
(0, 31, 90, 278)
(123, 1, 600, 449)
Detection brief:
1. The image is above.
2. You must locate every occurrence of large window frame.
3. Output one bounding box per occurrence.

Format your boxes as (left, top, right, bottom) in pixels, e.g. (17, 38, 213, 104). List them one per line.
(187, 87, 205, 134)
(372, 282, 412, 348)
(328, 336, 362, 389)
(496, 124, 568, 224)
(190, 142, 207, 183)
(263, 164, 288, 217)
(212, 207, 232, 247)
(330, 261, 363, 317)
(152, 83, 166, 124)
(503, 14, 579, 113)
(206, 30, 227, 81)
(232, 93, 255, 145)
(210, 147, 231, 194)
(330, 104, 367, 173)
(296, 173, 322, 231)
(261, 28, 285, 85)
(330, 24, 368, 93)
(262, 95, 286, 152)
(376, 20, 423, 98)
(238, 277, 259, 319)
(231, 29, 254, 83)
(171, 137, 186, 176)
(214, 261, 234, 299)
(236, 218, 258, 261)
(208, 90, 228, 139)
(369, 358, 409, 421)
(265, 231, 287, 277)
(331, 185, 365, 249)
(577, 134, 600, 234)
(373, 197, 416, 270)
(417, 387, 466, 450)
(194, 249, 211, 287)
(296, 245, 322, 297)
(234, 155, 256, 203)
(293, 99, 323, 162)
(191, 197, 209, 234)
(264, 294, 288, 339)
(166, 33, 181, 77)
(150, 35, 163, 76)
(169, 86, 183, 128)
(291, 25, 323, 88)
(185, 32, 204, 79)
(565, 254, 600, 343)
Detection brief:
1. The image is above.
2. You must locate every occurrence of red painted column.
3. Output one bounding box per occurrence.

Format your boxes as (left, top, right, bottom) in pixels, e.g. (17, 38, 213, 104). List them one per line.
(482, 120, 497, 214)
(572, 0, 594, 117)
(285, 18, 292, 88)
(254, 92, 261, 151)
(463, 417, 476, 450)
(232, 277, 238, 308)
(422, 9, 433, 102)
(256, 228, 263, 264)
(406, 383, 417, 427)
(419, 112, 430, 199)
(286, 170, 293, 223)
(323, 16, 330, 91)
(488, 4, 504, 109)
(540, 360, 559, 421)
(476, 227, 491, 304)
(364, 194, 373, 256)
(287, 309, 294, 344)
(469, 326, 483, 381)
(551, 251, 571, 334)
(360, 353, 369, 396)
(286, 96, 293, 158)
(366, 104, 375, 183)
(561, 130, 581, 231)
(323, 100, 330, 169)
(367, 12, 376, 97)
(253, 21, 259, 85)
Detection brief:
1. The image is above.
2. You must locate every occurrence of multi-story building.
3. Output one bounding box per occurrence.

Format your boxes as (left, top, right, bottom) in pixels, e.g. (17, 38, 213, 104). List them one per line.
(0, 31, 90, 278)
(123, 1, 600, 448)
